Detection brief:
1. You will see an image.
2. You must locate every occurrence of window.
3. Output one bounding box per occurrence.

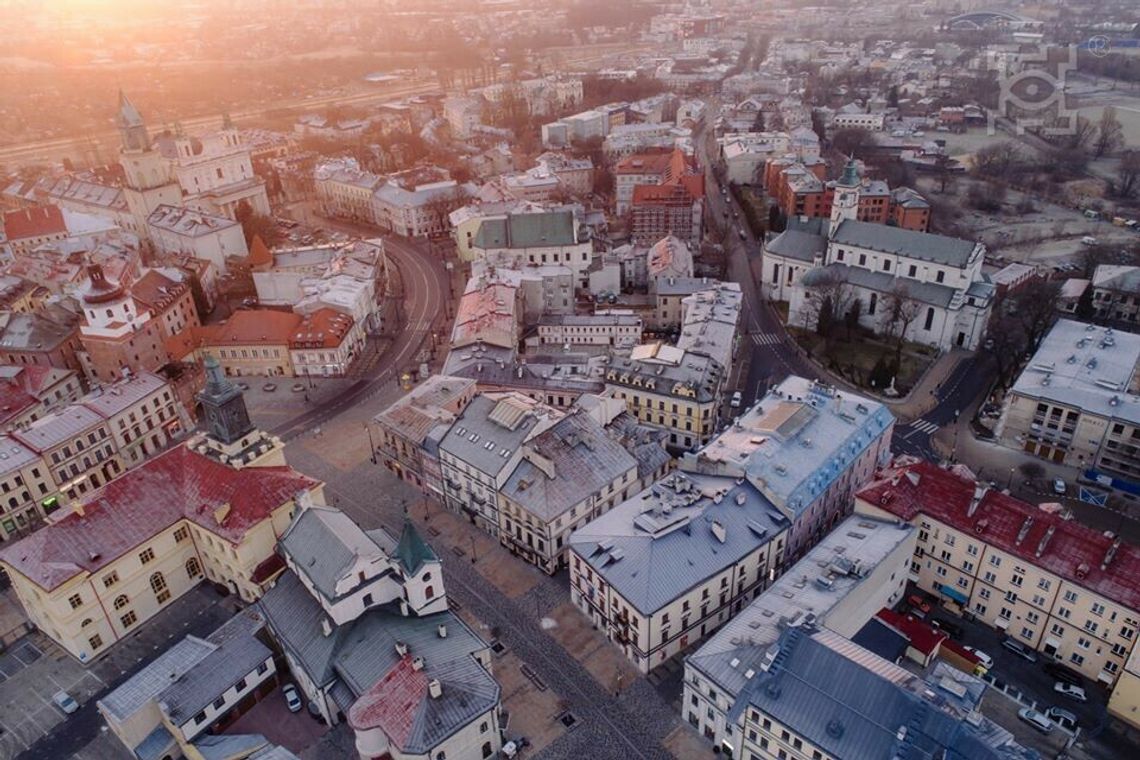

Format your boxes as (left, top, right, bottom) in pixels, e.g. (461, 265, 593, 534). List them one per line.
(186, 557, 202, 579)
(213, 695, 226, 710)
(923, 307, 935, 331)
(1037, 578, 1051, 591)
(103, 571, 119, 588)
(174, 526, 189, 543)
(120, 610, 138, 628)
(68, 593, 82, 610)
(257, 662, 269, 675)
(138, 547, 155, 565)
(151, 572, 170, 604)
(989, 555, 1002, 568)
(113, 594, 129, 610)
(1064, 590, 1078, 603)
(194, 712, 207, 725)
(236, 678, 247, 691)
(425, 585, 434, 599)
(88, 634, 103, 651)
(936, 271, 945, 283)
(482, 742, 493, 759)
(1092, 602, 1106, 617)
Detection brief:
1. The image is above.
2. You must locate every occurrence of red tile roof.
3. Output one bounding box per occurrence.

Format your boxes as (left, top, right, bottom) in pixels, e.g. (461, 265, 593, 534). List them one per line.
(347, 655, 428, 740)
(0, 445, 318, 591)
(0, 382, 38, 427)
(875, 608, 947, 655)
(3, 205, 66, 241)
(214, 310, 302, 346)
(131, 270, 189, 314)
(614, 149, 677, 176)
(247, 235, 273, 270)
(289, 308, 354, 349)
(858, 460, 1140, 613)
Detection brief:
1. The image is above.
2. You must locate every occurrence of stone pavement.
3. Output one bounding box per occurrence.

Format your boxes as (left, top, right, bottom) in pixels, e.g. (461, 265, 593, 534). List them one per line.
(882, 348, 972, 421)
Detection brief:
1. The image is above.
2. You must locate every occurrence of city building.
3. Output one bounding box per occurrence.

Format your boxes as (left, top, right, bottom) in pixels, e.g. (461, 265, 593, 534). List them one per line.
(1090, 265, 1140, 327)
(168, 122, 271, 220)
(314, 158, 381, 224)
(97, 610, 279, 759)
(443, 95, 484, 139)
(2, 205, 68, 255)
(0, 436, 59, 542)
(75, 264, 167, 387)
(995, 320, 1140, 494)
(287, 308, 360, 378)
(0, 310, 83, 372)
(857, 458, 1140, 692)
(437, 392, 563, 537)
(373, 375, 478, 497)
(682, 376, 894, 561)
(536, 314, 643, 350)
(178, 310, 303, 378)
(0, 365, 82, 431)
(615, 149, 690, 216)
(676, 282, 743, 378)
(683, 514, 916, 750)
(115, 93, 183, 241)
(371, 168, 475, 238)
(146, 204, 249, 274)
(258, 507, 502, 758)
(498, 408, 648, 573)
(0, 363, 310, 660)
(604, 342, 726, 450)
(469, 208, 594, 289)
(129, 268, 201, 341)
(569, 471, 789, 672)
(764, 160, 993, 352)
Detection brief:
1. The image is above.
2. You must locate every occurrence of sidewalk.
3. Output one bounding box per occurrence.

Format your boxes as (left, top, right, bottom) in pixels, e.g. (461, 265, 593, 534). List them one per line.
(882, 348, 972, 420)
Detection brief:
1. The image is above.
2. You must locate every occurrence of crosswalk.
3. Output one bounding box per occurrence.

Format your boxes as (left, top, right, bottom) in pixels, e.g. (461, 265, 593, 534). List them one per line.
(909, 420, 940, 435)
(751, 332, 784, 346)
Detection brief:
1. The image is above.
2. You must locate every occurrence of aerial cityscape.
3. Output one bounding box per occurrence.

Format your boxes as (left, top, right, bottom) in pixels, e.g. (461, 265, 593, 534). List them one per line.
(1, 1, 1140, 759)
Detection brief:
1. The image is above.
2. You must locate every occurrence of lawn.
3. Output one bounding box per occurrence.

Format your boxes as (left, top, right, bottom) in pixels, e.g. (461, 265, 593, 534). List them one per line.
(788, 327, 937, 395)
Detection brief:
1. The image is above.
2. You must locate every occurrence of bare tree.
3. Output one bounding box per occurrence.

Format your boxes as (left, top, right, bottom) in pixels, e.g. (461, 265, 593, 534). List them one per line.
(882, 284, 923, 365)
(422, 186, 470, 237)
(1094, 107, 1125, 158)
(799, 269, 854, 339)
(1115, 150, 1140, 199)
(1013, 278, 1062, 354)
(987, 295, 1029, 390)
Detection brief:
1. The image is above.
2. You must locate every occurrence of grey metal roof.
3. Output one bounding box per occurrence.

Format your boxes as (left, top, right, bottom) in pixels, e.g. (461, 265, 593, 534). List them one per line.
(98, 637, 216, 722)
(606, 348, 725, 404)
(134, 724, 175, 760)
(193, 734, 272, 760)
(279, 506, 391, 600)
(801, 262, 959, 308)
(1093, 264, 1140, 294)
(501, 413, 638, 523)
(831, 219, 980, 268)
(850, 617, 909, 663)
(81, 372, 169, 420)
(258, 571, 349, 686)
(764, 229, 827, 262)
(733, 628, 1037, 760)
(438, 394, 557, 477)
(158, 609, 271, 726)
(11, 404, 103, 452)
(568, 472, 788, 615)
(472, 210, 578, 249)
(653, 276, 720, 296)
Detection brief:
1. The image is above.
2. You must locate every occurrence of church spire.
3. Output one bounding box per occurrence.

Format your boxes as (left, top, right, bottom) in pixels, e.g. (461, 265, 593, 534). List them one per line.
(116, 90, 150, 152)
(197, 353, 254, 445)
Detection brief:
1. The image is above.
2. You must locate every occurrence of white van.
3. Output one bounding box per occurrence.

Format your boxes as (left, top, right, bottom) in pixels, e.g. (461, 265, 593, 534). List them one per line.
(1081, 236, 1098, 246)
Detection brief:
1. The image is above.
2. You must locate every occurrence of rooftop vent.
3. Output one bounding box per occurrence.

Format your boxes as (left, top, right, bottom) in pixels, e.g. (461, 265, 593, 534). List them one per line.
(428, 679, 442, 698)
(412, 656, 425, 671)
(395, 641, 408, 657)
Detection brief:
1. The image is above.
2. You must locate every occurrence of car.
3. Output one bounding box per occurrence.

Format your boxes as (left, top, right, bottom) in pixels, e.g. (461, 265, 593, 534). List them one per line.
(1001, 638, 1038, 662)
(1081, 236, 1099, 246)
(1054, 681, 1088, 702)
(1044, 662, 1083, 685)
(263, 383, 277, 392)
(292, 383, 305, 392)
(1018, 708, 1054, 734)
(282, 684, 303, 713)
(237, 382, 250, 391)
(1046, 706, 1078, 731)
(1053, 478, 1067, 495)
(963, 646, 994, 669)
(930, 618, 962, 638)
(738, 229, 746, 240)
(52, 691, 79, 714)
(730, 391, 743, 408)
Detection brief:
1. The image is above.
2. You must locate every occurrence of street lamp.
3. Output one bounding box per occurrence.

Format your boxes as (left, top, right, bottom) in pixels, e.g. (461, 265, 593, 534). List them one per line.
(1007, 466, 1016, 492)
(365, 423, 376, 465)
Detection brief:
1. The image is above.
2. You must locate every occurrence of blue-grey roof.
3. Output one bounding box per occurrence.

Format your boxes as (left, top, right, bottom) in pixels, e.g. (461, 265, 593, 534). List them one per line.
(831, 219, 980, 269)
(258, 570, 497, 756)
(98, 637, 216, 722)
(193, 734, 271, 760)
(279, 506, 394, 600)
(734, 628, 1038, 760)
(606, 346, 725, 404)
(439, 394, 556, 477)
(569, 472, 788, 615)
(134, 724, 175, 760)
(501, 413, 638, 522)
(158, 610, 271, 726)
(851, 617, 910, 663)
(801, 262, 958, 308)
(472, 210, 578, 249)
(686, 376, 893, 519)
(764, 229, 827, 263)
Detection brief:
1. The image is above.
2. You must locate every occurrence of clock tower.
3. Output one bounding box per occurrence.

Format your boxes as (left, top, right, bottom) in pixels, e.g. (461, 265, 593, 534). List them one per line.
(117, 91, 181, 239)
(194, 354, 284, 468)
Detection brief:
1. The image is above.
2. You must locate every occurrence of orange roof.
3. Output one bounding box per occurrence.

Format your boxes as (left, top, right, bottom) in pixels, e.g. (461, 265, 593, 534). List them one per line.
(3, 205, 65, 241)
(247, 235, 272, 270)
(215, 309, 302, 345)
(131, 270, 189, 313)
(614, 148, 677, 176)
(289, 307, 354, 349)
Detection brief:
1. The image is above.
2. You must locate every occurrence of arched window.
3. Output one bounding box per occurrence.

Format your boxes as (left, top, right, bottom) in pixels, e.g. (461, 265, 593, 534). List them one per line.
(482, 742, 493, 758)
(80, 618, 93, 628)
(422, 571, 432, 582)
(113, 594, 129, 610)
(150, 572, 167, 594)
(186, 557, 202, 579)
(425, 585, 435, 600)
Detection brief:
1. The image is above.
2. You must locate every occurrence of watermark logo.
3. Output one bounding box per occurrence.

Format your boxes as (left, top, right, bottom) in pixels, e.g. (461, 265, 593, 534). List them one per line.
(1087, 35, 1111, 58)
(990, 44, 1076, 136)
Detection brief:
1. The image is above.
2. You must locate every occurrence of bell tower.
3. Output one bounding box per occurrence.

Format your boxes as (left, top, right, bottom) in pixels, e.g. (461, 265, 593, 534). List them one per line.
(828, 157, 862, 239)
(193, 354, 284, 468)
(117, 91, 181, 238)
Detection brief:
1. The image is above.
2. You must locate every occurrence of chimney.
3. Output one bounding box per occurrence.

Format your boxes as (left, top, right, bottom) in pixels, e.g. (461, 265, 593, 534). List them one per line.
(321, 618, 333, 637)
(395, 641, 408, 657)
(438, 623, 448, 638)
(412, 656, 425, 671)
(428, 679, 442, 699)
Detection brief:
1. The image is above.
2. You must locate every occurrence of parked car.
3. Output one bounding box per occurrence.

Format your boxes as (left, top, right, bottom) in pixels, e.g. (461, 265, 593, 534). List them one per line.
(1053, 478, 1067, 495)
(963, 646, 994, 669)
(1002, 638, 1038, 662)
(1044, 662, 1083, 685)
(283, 683, 303, 713)
(52, 691, 79, 714)
(730, 391, 743, 408)
(263, 383, 277, 392)
(1081, 236, 1099, 246)
(930, 618, 962, 638)
(1018, 708, 1054, 734)
(1046, 706, 1078, 731)
(1054, 681, 1088, 702)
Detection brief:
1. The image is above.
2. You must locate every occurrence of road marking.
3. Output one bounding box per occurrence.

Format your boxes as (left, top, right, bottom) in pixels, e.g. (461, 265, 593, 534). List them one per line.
(910, 420, 940, 435)
(751, 332, 783, 346)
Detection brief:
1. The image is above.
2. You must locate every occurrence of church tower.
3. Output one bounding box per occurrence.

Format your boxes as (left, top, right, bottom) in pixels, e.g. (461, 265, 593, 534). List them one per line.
(193, 354, 285, 468)
(828, 157, 862, 239)
(117, 91, 181, 239)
